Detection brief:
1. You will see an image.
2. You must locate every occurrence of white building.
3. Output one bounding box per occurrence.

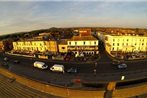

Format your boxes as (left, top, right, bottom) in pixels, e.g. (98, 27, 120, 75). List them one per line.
(104, 34, 147, 54)
(67, 29, 99, 56)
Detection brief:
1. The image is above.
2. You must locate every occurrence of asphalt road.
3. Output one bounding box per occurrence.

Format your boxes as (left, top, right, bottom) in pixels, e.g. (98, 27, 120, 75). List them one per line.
(0, 52, 147, 86)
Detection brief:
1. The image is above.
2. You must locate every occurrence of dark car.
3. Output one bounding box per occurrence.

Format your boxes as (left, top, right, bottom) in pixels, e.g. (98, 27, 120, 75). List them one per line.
(117, 63, 127, 69)
(111, 60, 121, 65)
(13, 60, 20, 64)
(4, 57, 8, 61)
(67, 67, 78, 73)
(2, 62, 8, 66)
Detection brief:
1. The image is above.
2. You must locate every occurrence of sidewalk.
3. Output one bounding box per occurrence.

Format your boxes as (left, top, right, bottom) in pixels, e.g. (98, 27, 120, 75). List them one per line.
(0, 74, 61, 98)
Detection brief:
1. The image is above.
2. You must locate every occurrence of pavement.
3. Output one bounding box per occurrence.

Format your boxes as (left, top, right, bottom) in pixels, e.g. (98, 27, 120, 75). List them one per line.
(0, 50, 147, 88)
(0, 74, 61, 98)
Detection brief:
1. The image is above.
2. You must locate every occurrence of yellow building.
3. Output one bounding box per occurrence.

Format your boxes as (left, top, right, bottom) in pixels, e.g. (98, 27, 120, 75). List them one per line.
(0, 40, 13, 52)
(46, 40, 58, 54)
(13, 40, 58, 54)
(0, 41, 4, 51)
(104, 34, 147, 54)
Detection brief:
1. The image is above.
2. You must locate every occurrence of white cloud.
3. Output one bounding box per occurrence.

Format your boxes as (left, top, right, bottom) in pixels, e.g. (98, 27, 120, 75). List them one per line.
(0, 0, 147, 1)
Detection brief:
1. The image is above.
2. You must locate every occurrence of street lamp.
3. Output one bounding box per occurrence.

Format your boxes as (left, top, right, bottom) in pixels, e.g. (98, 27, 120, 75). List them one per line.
(95, 62, 97, 68)
(121, 76, 125, 80)
(94, 62, 97, 76)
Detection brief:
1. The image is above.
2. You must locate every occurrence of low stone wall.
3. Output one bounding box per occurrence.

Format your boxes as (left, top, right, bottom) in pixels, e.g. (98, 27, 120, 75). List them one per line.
(114, 84, 147, 98)
(0, 68, 104, 98)
(0, 67, 147, 98)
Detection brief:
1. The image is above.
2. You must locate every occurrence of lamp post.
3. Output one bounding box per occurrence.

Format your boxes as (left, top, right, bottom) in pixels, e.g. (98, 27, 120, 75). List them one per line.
(94, 62, 97, 76)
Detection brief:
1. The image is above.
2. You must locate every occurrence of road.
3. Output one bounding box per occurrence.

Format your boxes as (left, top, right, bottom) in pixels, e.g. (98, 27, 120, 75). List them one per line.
(0, 51, 147, 86)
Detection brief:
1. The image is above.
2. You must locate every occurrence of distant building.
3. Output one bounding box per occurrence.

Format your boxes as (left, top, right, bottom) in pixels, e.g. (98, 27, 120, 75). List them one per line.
(0, 40, 13, 52)
(13, 40, 58, 54)
(58, 40, 68, 53)
(67, 29, 99, 56)
(46, 40, 58, 54)
(104, 34, 147, 55)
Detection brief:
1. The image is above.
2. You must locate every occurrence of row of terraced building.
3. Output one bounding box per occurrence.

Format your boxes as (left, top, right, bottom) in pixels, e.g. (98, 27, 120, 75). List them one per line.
(12, 29, 99, 56)
(0, 29, 147, 57)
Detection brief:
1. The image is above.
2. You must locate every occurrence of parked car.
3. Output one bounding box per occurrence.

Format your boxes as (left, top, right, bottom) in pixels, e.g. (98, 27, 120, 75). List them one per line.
(33, 61, 48, 69)
(4, 57, 8, 61)
(117, 63, 127, 69)
(67, 67, 78, 73)
(50, 64, 64, 73)
(13, 60, 20, 64)
(2, 62, 8, 66)
(111, 60, 121, 65)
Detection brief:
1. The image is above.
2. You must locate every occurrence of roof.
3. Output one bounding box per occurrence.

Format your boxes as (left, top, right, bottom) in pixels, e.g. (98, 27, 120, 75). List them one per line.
(68, 35, 97, 41)
(105, 43, 111, 47)
(58, 40, 68, 45)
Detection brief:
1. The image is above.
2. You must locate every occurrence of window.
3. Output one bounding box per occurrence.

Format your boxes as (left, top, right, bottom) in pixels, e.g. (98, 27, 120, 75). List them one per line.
(94, 42, 97, 45)
(75, 42, 77, 45)
(83, 41, 85, 45)
(127, 39, 129, 41)
(112, 47, 114, 51)
(62, 47, 65, 49)
(117, 43, 119, 46)
(113, 39, 115, 42)
(69, 42, 71, 45)
(89, 42, 91, 45)
(105, 37, 108, 41)
(113, 43, 115, 46)
(122, 43, 124, 46)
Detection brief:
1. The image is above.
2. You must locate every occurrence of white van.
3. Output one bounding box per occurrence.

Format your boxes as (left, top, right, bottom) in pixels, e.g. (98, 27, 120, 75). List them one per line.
(50, 64, 64, 73)
(33, 61, 48, 69)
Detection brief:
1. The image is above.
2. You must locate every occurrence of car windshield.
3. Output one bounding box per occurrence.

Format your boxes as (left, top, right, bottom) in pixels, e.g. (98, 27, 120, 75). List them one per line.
(43, 65, 47, 67)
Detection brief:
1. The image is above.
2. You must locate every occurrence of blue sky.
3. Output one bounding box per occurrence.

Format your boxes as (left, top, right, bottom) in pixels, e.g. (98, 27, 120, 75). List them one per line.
(0, 1, 147, 35)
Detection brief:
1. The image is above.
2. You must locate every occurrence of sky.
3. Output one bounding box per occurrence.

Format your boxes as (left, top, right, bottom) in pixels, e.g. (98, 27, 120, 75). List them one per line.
(0, 1, 147, 35)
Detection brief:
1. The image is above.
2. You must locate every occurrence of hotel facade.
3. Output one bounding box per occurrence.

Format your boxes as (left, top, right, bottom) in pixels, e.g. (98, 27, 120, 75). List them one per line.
(13, 40, 58, 54)
(67, 29, 99, 56)
(104, 35, 147, 55)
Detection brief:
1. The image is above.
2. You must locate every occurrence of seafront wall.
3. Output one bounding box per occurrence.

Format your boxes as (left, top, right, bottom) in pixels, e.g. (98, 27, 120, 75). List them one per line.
(0, 68, 105, 98)
(0, 67, 147, 98)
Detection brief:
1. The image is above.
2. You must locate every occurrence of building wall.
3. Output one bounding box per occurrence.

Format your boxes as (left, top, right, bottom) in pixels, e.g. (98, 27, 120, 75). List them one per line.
(0, 41, 4, 51)
(67, 40, 99, 55)
(13, 40, 58, 54)
(68, 40, 98, 46)
(58, 45, 68, 53)
(0, 40, 13, 51)
(105, 35, 147, 53)
(13, 41, 47, 53)
(45, 41, 58, 53)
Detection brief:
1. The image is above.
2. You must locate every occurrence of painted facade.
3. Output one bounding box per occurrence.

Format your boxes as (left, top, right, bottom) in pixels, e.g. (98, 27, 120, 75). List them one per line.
(104, 35, 147, 53)
(67, 29, 99, 55)
(13, 40, 58, 54)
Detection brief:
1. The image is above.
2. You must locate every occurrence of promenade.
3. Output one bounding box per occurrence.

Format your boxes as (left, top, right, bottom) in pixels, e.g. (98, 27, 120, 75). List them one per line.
(0, 74, 61, 98)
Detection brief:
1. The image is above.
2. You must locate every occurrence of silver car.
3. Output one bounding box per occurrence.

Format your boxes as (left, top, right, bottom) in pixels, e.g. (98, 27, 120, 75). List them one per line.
(117, 63, 127, 69)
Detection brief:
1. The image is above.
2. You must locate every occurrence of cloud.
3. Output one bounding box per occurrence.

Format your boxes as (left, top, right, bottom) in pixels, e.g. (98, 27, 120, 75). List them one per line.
(0, 1, 147, 35)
